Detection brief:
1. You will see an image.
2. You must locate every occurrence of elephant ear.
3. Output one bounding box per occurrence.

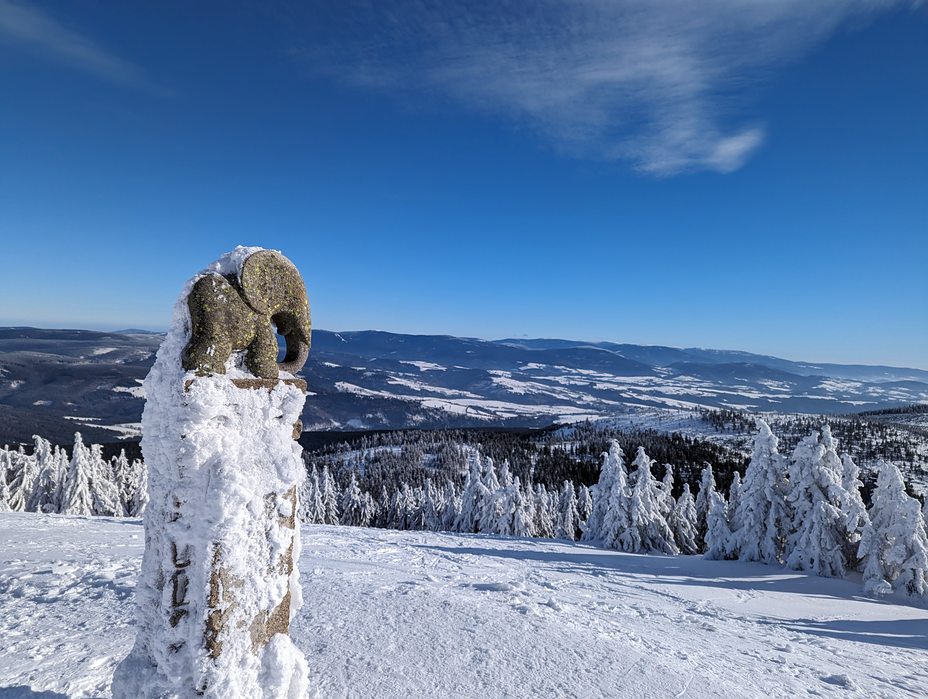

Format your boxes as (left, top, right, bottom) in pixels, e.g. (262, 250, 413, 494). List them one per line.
(239, 250, 306, 316)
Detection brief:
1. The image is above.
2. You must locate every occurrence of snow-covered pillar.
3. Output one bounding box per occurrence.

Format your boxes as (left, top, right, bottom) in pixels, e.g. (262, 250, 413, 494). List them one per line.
(113, 247, 311, 698)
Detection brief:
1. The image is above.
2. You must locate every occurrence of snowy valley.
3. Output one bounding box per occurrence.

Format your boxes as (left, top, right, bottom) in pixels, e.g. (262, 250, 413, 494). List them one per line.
(2, 513, 927, 699)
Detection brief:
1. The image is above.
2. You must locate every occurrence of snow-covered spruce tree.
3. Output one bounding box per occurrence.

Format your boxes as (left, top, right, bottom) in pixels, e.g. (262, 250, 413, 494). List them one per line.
(440, 482, 460, 532)
(694, 464, 718, 552)
(299, 465, 325, 524)
(623, 447, 678, 554)
(0, 447, 13, 511)
(127, 458, 149, 517)
(6, 445, 37, 512)
(0, 452, 11, 512)
(339, 472, 365, 527)
(841, 453, 870, 569)
(859, 460, 928, 598)
(454, 453, 486, 533)
(732, 419, 789, 564)
(533, 484, 555, 538)
(657, 463, 675, 521)
(320, 464, 340, 525)
(784, 427, 856, 578)
(27, 435, 60, 513)
(90, 443, 123, 517)
(582, 440, 630, 548)
(61, 433, 95, 516)
(669, 483, 699, 555)
(110, 449, 133, 515)
(478, 456, 504, 533)
(704, 491, 735, 560)
(359, 491, 377, 528)
(556, 480, 581, 541)
(512, 478, 536, 537)
(577, 484, 593, 532)
(727, 472, 742, 530)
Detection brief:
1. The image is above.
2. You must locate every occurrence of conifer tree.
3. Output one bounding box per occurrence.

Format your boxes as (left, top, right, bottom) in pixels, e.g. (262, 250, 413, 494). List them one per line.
(455, 454, 486, 533)
(440, 482, 460, 532)
(669, 483, 699, 555)
(784, 427, 855, 577)
(859, 460, 928, 598)
(841, 453, 869, 569)
(339, 473, 365, 527)
(577, 484, 593, 531)
(704, 491, 734, 560)
(533, 484, 555, 538)
(694, 464, 717, 552)
(556, 480, 581, 541)
(732, 420, 789, 563)
(61, 433, 95, 516)
(582, 441, 631, 548)
(28, 435, 59, 513)
(623, 447, 678, 554)
(89, 443, 123, 517)
(320, 464, 340, 525)
(6, 445, 37, 512)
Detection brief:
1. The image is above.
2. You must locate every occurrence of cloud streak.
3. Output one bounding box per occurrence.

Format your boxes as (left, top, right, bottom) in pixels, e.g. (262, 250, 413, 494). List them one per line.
(297, 0, 912, 175)
(0, 0, 146, 88)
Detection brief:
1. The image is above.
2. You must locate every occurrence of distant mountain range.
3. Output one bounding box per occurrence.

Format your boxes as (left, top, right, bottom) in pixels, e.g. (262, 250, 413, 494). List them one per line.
(0, 326, 926, 445)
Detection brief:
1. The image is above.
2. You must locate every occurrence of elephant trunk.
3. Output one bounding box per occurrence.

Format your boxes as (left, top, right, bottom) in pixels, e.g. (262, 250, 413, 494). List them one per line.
(274, 310, 311, 375)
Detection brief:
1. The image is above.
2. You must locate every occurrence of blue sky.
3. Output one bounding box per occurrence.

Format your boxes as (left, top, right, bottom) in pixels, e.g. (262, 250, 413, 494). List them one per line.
(0, 1, 925, 368)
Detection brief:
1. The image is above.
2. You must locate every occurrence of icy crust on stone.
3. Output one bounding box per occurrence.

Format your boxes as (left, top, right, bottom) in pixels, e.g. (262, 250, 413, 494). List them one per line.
(112, 247, 309, 699)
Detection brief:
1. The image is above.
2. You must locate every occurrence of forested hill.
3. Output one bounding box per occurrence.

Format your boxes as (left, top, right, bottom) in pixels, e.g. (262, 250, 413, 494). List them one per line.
(1, 326, 927, 445)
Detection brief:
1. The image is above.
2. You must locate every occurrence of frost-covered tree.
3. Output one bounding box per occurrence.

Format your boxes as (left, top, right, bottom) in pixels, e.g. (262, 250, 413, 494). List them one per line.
(512, 478, 536, 538)
(359, 491, 377, 528)
(455, 454, 486, 533)
(0, 448, 13, 511)
(784, 427, 855, 578)
(110, 449, 133, 515)
(339, 473, 365, 527)
(6, 445, 37, 512)
(127, 458, 149, 517)
(533, 484, 555, 538)
(61, 433, 95, 516)
(841, 453, 870, 568)
(732, 420, 789, 564)
(727, 472, 742, 529)
(556, 481, 581, 541)
(0, 456, 11, 513)
(320, 464, 340, 525)
(623, 447, 678, 554)
(704, 491, 734, 560)
(577, 484, 593, 531)
(582, 441, 630, 548)
(89, 443, 123, 517)
(669, 483, 699, 555)
(299, 465, 325, 524)
(657, 464, 675, 520)
(478, 457, 504, 533)
(27, 435, 60, 513)
(694, 464, 717, 552)
(859, 460, 928, 598)
(440, 482, 460, 532)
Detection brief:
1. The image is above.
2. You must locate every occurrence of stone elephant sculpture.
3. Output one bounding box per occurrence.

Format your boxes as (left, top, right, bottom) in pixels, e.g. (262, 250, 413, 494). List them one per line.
(182, 250, 311, 379)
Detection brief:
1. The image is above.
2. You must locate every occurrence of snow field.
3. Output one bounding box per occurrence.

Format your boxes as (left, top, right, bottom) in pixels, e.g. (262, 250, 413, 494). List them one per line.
(2, 513, 927, 698)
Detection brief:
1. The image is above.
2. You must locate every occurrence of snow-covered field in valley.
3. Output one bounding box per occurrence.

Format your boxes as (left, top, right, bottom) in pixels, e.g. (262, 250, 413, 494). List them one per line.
(1, 513, 927, 699)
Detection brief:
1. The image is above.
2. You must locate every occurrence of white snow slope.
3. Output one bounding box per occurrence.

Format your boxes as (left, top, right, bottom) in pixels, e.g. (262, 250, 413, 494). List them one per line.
(1, 513, 926, 699)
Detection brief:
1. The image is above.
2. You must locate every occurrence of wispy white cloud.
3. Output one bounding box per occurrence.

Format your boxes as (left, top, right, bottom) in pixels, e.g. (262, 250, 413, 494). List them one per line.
(296, 0, 912, 175)
(0, 0, 147, 88)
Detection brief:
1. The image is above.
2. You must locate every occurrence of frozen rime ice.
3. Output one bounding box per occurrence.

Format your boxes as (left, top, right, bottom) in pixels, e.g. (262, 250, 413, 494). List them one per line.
(111, 247, 309, 698)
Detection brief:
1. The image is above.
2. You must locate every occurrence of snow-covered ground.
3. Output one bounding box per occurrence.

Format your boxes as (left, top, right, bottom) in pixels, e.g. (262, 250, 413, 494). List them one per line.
(1, 513, 927, 698)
